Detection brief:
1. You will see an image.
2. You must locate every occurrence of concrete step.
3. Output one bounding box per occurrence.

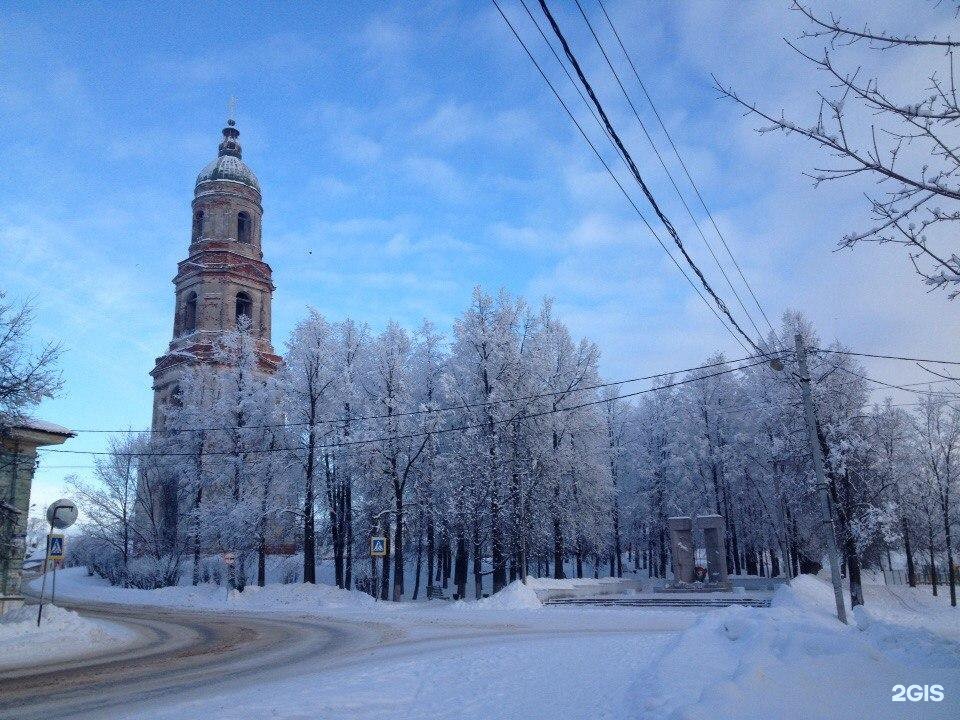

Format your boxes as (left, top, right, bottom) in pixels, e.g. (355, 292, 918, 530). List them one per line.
(544, 596, 771, 608)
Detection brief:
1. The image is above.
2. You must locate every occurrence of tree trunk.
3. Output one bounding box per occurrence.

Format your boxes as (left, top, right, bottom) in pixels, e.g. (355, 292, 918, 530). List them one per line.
(380, 527, 391, 601)
(900, 518, 916, 587)
(257, 534, 266, 587)
(303, 419, 317, 584)
(744, 542, 758, 575)
(943, 497, 957, 607)
(344, 479, 353, 590)
(472, 521, 483, 599)
(392, 486, 404, 602)
(192, 486, 203, 587)
(325, 454, 343, 589)
(426, 512, 435, 599)
(370, 536, 378, 599)
(658, 526, 667, 578)
(454, 528, 467, 599)
(553, 514, 565, 579)
(928, 523, 938, 597)
(412, 517, 423, 601)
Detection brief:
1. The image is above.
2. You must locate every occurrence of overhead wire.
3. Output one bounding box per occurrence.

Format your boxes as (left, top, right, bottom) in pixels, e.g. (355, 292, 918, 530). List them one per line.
(594, 0, 778, 337)
(38, 357, 774, 459)
(490, 0, 752, 354)
(58, 350, 782, 435)
(571, 0, 766, 341)
(533, 0, 765, 355)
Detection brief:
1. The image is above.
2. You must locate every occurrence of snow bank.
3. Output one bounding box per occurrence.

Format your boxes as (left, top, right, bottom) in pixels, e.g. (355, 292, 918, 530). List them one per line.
(0, 603, 132, 671)
(632, 576, 960, 719)
(524, 576, 615, 590)
(222, 581, 378, 611)
(463, 580, 543, 610)
(29, 567, 377, 613)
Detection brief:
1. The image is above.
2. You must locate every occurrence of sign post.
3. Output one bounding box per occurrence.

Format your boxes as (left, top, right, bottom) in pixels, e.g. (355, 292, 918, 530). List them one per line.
(36, 499, 77, 626)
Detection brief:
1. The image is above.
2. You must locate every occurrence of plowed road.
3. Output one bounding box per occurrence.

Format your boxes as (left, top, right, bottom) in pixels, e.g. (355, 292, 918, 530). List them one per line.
(0, 599, 384, 720)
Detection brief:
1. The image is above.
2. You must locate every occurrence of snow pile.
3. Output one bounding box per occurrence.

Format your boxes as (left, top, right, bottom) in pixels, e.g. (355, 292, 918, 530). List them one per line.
(37, 567, 551, 615)
(466, 580, 543, 610)
(524, 576, 614, 590)
(0, 603, 131, 670)
(29, 567, 379, 614)
(223, 582, 378, 611)
(631, 577, 960, 719)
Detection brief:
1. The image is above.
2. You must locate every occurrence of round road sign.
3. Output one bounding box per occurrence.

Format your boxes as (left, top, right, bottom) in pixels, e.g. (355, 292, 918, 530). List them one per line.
(46, 499, 78, 529)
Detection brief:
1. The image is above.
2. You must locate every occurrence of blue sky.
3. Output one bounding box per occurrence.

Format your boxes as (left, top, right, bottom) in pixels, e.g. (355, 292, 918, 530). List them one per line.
(3, 1, 958, 507)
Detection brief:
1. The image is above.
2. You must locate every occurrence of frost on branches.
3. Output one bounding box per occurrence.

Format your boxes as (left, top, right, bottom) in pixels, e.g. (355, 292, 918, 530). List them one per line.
(69, 291, 960, 607)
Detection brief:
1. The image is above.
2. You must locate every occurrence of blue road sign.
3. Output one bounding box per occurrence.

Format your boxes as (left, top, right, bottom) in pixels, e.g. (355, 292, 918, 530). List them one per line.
(371, 536, 387, 557)
(48, 533, 65, 560)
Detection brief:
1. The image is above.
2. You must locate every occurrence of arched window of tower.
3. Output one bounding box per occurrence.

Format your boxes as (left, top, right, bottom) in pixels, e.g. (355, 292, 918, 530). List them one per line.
(237, 211, 251, 243)
(192, 210, 204, 242)
(235, 292, 253, 325)
(183, 292, 197, 334)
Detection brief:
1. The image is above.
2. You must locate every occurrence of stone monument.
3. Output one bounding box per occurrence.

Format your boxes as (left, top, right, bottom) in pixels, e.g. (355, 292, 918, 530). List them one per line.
(665, 514, 730, 590)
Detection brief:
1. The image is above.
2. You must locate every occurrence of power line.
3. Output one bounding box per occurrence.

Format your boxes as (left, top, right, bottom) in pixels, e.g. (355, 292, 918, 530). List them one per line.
(58, 350, 784, 435)
(571, 0, 766, 341)
(534, 0, 764, 355)
(517, 0, 615, 151)
(39, 357, 774, 458)
(490, 0, 751, 354)
(811, 347, 960, 367)
(594, 0, 778, 337)
(830, 365, 960, 399)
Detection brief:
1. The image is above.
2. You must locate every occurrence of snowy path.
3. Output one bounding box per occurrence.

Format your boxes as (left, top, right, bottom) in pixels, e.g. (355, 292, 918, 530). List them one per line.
(6, 571, 959, 719)
(0, 599, 385, 720)
(0, 590, 689, 720)
(123, 627, 677, 720)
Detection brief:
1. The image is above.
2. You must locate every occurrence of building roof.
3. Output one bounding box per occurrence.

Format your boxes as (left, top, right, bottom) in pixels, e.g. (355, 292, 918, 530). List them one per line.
(0, 416, 74, 450)
(195, 154, 260, 192)
(195, 118, 260, 192)
(4, 417, 74, 436)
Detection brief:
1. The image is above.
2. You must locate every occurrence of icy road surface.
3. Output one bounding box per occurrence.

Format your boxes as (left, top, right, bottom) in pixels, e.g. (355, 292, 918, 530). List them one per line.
(4, 571, 959, 719)
(0, 594, 685, 720)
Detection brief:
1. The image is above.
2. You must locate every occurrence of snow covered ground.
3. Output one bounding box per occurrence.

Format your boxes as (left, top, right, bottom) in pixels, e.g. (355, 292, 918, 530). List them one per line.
(635, 576, 960, 719)
(0, 603, 133, 672)
(24, 569, 960, 719)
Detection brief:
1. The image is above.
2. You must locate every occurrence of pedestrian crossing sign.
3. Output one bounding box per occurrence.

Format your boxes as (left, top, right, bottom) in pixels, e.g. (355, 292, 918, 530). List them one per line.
(47, 533, 65, 560)
(370, 536, 387, 557)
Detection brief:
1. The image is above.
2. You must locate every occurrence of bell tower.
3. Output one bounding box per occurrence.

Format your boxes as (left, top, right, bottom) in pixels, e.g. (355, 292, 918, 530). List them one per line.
(151, 114, 280, 427)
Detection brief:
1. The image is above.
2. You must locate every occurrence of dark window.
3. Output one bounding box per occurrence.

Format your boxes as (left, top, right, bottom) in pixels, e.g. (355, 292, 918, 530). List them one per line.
(192, 210, 204, 241)
(236, 292, 253, 325)
(183, 292, 197, 334)
(237, 211, 251, 243)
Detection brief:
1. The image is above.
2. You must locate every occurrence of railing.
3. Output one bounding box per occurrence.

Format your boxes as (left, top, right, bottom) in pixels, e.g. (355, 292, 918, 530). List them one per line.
(882, 567, 952, 586)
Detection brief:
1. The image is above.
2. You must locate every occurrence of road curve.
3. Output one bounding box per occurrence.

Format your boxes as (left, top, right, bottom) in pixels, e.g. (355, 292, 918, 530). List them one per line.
(0, 598, 384, 720)
(0, 592, 686, 720)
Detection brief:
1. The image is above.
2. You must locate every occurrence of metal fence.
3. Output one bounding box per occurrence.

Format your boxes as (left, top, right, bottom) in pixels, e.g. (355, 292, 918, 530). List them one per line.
(882, 567, 953, 586)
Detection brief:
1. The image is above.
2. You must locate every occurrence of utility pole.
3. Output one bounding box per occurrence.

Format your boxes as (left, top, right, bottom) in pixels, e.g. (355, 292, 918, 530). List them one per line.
(794, 334, 848, 624)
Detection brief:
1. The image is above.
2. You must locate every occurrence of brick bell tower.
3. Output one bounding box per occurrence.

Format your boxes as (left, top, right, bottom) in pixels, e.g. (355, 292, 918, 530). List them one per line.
(151, 114, 280, 427)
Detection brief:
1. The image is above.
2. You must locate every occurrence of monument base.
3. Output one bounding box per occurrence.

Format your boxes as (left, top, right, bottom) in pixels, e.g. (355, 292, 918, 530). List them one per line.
(657, 582, 733, 593)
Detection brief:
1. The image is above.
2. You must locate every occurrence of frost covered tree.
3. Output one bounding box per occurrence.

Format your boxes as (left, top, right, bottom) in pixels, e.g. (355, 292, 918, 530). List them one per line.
(717, 2, 960, 298)
(69, 434, 144, 587)
(282, 310, 341, 584)
(86, 287, 954, 606)
(0, 292, 62, 423)
(913, 394, 960, 606)
(364, 321, 430, 601)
